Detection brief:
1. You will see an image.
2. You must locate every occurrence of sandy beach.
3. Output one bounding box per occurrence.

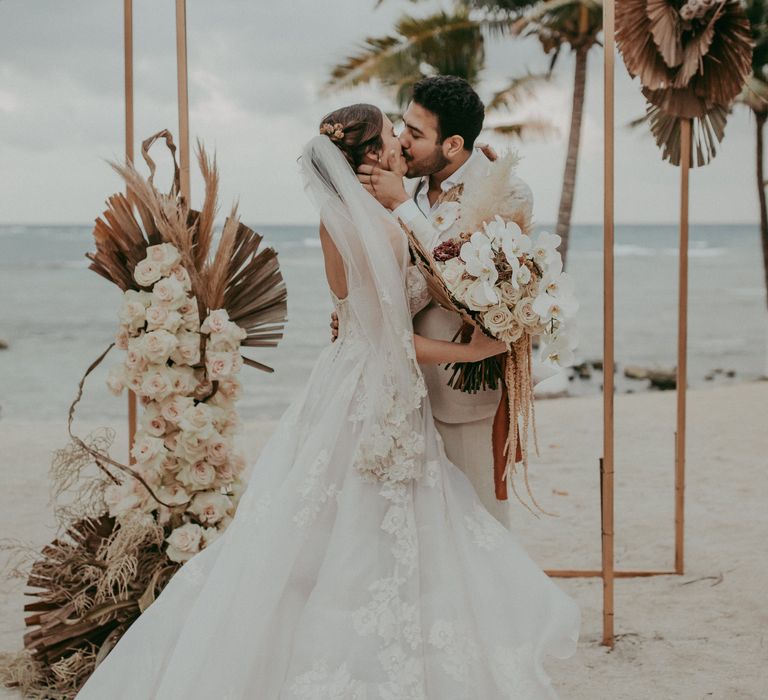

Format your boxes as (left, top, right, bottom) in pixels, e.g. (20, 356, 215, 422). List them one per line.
(1, 381, 766, 699)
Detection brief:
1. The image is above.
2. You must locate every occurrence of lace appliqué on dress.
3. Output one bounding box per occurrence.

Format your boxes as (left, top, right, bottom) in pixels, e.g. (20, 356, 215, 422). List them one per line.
(405, 264, 430, 316)
(464, 500, 507, 550)
(293, 449, 338, 530)
(428, 619, 481, 682)
(289, 659, 367, 700)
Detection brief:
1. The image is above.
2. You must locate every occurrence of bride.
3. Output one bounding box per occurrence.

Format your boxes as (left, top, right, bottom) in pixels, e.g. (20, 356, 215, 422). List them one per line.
(74, 104, 580, 700)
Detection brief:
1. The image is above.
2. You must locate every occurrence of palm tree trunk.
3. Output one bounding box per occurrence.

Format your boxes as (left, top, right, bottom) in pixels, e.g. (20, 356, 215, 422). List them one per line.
(555, 43, 589, 269)
(757, 111, 768, 313)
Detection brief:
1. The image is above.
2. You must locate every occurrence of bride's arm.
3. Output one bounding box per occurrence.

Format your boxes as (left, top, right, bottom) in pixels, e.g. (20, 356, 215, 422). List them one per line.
(319, 222, 348, 300)
(413, 326, 506, 364)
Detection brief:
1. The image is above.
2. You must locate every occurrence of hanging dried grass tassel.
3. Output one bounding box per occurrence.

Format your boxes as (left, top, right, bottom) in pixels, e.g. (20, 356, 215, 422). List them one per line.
(501, 336, 559, 518)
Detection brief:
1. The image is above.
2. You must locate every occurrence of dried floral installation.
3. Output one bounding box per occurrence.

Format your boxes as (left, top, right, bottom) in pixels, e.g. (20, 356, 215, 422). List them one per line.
(0, 129, 287, 699)
(616, 0, 754, 165)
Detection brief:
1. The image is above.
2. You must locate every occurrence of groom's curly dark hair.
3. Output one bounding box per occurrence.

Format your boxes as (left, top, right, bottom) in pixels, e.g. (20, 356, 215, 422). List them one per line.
(412, 75, 485, 150)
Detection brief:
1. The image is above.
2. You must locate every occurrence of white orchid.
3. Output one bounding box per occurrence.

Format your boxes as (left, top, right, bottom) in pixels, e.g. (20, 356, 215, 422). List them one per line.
(531, 230, 562, 268)
(431, 201, 460, 232)
(459, 231, 499, 305)
(541, 271, 575, 299)
(485, 215, 531, 266)
(532, 292, 579, 323)
(539, 330, 579, 367)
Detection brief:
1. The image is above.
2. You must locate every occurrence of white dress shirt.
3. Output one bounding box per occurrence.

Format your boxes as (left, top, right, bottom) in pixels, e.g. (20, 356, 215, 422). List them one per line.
(393, 148, 487, 227)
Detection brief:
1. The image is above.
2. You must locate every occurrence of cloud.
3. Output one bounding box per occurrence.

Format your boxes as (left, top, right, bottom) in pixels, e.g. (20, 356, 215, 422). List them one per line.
(0, 0, 761, 225)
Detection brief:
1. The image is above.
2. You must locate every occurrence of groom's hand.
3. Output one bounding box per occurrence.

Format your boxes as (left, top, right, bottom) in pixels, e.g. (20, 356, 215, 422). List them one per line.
(357, 150, 409, 210)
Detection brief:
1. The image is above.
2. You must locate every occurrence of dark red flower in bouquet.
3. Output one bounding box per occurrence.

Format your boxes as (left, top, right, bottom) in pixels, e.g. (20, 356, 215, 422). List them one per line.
(432, 239, 461, 262)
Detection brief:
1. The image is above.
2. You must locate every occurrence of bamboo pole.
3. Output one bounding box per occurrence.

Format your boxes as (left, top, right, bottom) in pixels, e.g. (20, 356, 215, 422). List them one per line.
(601, 0, 616, 648)
(676, 119, 692, 575)
(124, 0, 136, 464)
(175, 0, 191, 202)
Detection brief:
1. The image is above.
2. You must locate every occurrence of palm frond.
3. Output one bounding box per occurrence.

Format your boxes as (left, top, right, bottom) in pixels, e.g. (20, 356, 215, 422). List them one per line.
(326, 10, 485, 105)
(486, 70, 551, 111)
(486, 117, 559, 139)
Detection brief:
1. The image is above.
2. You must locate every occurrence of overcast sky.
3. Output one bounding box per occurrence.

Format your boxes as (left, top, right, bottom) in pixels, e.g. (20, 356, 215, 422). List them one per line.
(0, 0, 760, 226)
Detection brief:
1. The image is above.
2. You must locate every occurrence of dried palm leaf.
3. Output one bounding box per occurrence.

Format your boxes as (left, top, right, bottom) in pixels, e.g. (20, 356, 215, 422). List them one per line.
(617, 0, 754, 165)
(87, 128, 287, 370)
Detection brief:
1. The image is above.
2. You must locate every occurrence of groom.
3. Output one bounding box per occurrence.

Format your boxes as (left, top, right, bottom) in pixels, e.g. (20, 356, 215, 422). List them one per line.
(336, 75, 534, 527)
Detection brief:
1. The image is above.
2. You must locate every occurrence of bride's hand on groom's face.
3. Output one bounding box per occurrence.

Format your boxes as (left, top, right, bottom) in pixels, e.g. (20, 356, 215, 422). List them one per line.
(357, 150, 409, 211)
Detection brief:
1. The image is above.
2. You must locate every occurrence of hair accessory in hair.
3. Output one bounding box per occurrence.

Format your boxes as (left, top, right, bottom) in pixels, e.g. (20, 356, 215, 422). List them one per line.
(320, 122, 345, 141)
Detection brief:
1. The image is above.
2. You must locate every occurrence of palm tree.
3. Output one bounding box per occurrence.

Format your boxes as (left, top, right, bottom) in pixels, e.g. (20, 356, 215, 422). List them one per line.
(736, 0, 768, 315)
(475, 0, 602, 267)
(327, 0, 602, 268)
(326, 4, 557, 155)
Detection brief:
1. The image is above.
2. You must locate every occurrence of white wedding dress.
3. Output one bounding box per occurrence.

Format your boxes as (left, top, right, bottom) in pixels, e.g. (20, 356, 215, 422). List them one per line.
(74, 136, 580, 700)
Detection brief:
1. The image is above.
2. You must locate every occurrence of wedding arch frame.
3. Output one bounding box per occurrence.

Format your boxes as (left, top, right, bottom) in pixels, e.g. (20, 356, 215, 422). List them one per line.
(119, 0, 689, 650)
(540, 0, 690, 649)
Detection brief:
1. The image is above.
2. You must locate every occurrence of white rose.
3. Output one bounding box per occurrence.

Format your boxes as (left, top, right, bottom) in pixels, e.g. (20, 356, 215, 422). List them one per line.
(145, 304, 182, 333)
(217, 376, 242, 401)
(482, 305, 515, 340)
(165, 522, 203, 562)
(179, 459, 217, 490)
(189, 492, 232, 526)
(464, 278, 499, 311)
(205, 434, 230, 465)
(201, 309, 230, 335)
(133, 258, 163, 287)
(170, 365, 198, 395)
(140, 366, 175, 401)
(499, 281, 522, 306)
(206, 351, 234, 380)
(115, 326, 130, 350)
(440, 257, 465, 290)
(130, 433, 165, 464)
(168, 264, 192, 292)
(163, 430, 180, 452)
(142, 329, 178, 364)
(215, 460, 236, 483)
(152, 277, 187, 309)
(145, 243, 181, 273)
(513, 296, 541, 327)
(171, 331, 201, 366)
(160, 394, 194, 423)
(125, 367, 145, 393)
(179, 402, 215, 439)
(106, 365, 126, 396)
(500, 317, 524, 344)
(176, 431, 208, 462)
(105, 479, 150, 519)
(179, 301, 200, 332)
(118, 295, 147, 330)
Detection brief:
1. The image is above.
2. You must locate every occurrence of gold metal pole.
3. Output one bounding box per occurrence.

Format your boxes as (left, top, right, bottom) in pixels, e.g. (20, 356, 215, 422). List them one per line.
(124, 0, 137, 464)
(601, 0, 616, 648)
(175, 0, 191, 202)
(676, 119, 691, 575)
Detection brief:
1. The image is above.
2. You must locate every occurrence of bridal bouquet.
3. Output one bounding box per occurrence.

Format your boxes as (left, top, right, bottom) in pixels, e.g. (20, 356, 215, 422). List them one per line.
(402, 187, 579, 517)
(433, 214, 578, 392)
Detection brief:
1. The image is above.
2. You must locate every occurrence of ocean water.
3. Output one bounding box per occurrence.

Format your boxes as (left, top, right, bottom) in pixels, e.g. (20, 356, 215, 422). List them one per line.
(0, 222, 765, 423)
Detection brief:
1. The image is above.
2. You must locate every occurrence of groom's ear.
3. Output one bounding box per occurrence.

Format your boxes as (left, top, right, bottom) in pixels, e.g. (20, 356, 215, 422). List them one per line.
(442, 135, 465, 159)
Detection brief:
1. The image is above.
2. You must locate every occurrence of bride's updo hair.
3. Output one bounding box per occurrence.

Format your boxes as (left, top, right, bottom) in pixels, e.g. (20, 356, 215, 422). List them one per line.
(319, 104, 383, 170)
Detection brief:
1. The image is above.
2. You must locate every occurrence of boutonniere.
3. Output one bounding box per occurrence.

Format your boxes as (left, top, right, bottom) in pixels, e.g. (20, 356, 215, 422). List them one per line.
(431, 200, 461, 232)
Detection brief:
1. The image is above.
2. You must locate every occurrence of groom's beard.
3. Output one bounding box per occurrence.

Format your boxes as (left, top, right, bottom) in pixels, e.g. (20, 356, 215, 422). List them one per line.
(404, 147, 449, 179)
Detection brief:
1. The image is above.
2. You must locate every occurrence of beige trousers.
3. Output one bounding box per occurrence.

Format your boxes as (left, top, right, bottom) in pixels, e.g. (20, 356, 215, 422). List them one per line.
(433, 415, 511, 529)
